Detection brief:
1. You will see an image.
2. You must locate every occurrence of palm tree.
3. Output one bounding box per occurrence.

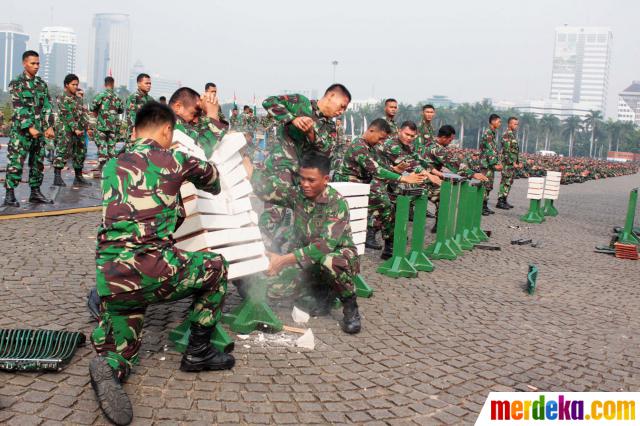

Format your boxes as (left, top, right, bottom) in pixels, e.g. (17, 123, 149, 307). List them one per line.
(539, 114, 560, 151)
(583, 110, 603, 158)
(562, 115, 582, 157)
(518, 113, 538, 154)
(456, 103, 473, 148)
(616, 121, 636, 152)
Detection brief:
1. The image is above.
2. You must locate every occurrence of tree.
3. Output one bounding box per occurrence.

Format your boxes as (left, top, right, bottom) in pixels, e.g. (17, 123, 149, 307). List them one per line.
(561, 115, 582, 157)
(583, 110, 603, 158)
(518, 113, 538, 154)
(539, 114, 560, 151)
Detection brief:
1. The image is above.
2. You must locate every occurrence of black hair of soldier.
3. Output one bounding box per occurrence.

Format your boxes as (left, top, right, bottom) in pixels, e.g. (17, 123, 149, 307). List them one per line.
(63, 73, 79, 86)
(422, 104, 436, 111)
(438, 125, 456, 138)
(205, 82, 217, 90)
(169, 87, 200, 107)
(507, 116, 519, 124)
(104, 76, 115, 86)
(135, 102, 176, 131)
(489, 114, 501, 123)
(399, 120, 418, 131)
(243, 105, 251, 111)
(159, 96, 167, 102)
(325, 84, 352, 102)
(300, 153, 331, 176)
(385, 98, 398, 105)
(22, 50, 39, 60)
(369, 118, 392, 134)
(136, 73, 151, 82)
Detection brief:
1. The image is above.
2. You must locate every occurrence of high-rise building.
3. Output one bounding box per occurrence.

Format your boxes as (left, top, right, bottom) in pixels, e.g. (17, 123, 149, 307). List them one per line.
(617, 81, 640, 126)
(87, 14, 130, 90)
(549, 26, 612, 115)
(39, 27, 77, 87)
(0, 23, 29, 91)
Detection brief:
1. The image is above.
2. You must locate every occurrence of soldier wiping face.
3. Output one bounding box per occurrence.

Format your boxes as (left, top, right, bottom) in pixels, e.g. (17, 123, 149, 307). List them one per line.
(317, 87, 350, 118)
(23, 54, 40, 77)
(298, 162, 330, 200)
(134, 102, 176, 148)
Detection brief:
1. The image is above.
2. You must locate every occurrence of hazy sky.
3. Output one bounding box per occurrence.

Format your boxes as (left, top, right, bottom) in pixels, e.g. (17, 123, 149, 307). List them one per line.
(4, 0, 639, 116)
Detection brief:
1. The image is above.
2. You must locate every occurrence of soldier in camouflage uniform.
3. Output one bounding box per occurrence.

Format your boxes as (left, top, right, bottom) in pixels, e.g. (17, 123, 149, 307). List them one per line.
(496, 117, 520, 209)
(251, 84, 351, 249)
(378, 121, 443, 258)
(229, 106, 240, 130)
(330, 118, 347, 172)
(3, 50, 55, 207)
(479, 114, 503, 215)
(334, 118, 425, 250)
(89, 102, 233, 426)
(90, 76, 124, 172)
(415, 104, 437, 156)
(52, 74, 92, 187)
(253, 153, 362, 334)
(382, 98, 399, 136)
(124, 73, 154, 146)
(204, 82, 229, 127)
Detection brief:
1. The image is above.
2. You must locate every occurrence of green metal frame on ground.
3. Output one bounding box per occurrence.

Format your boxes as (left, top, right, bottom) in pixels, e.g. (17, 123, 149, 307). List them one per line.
(377, 195, 418, 278)
(520, 199, 545, 224)
(169, 322, 234, 353)
(542, 199, 559, 217)
(527, 264, 538, 295)
(425, 176, 464, 260)
(617, 188, 639, 246)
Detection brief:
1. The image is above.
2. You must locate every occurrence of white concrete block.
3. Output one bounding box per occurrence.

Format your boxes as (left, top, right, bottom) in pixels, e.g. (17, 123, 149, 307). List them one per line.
(544, 193, 559, 200)
(227, 255, 269, 280)
(228, 180, 253, 200)
(329, 182, 371, 196)
(526, 192, 543, 200)
(221, 164, 248, 190)
(352, 231, 366, 244)
(350, 219, 367, 233)
(176, 226, 263, 251)
(181, 182, 197, 198)
(345, 196, 369, 209)
(216, 152, 244, 176)
(211, 132, 247, 164)
(173, 129, 206, 160)
(229, 197, 253, 214)
(356, 244, 365, 256)
(183, 197, 230, 216)
(173, 212, 253, 238)
(216, 241, 266, 262)
(349, 208, 368, 221)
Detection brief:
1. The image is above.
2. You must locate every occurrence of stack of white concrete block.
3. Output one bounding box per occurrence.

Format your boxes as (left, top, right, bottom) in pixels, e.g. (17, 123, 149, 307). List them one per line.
(543, 171, 561, 201)
(526, 177, 545, 200)
(172, 129, 269, 280)
(328, 182, 369, 255)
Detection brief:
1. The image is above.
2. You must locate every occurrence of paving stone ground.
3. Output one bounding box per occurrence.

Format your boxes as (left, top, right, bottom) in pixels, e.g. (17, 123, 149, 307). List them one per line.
(1, 173, 639, 425)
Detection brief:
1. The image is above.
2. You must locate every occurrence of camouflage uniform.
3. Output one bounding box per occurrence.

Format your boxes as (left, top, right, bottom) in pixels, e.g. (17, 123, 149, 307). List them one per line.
(330, 125, 348, 172)
(498, 129, 519, 198)
(53, 92, 88, 170)
(415, 119, 435, 156)
(253, 168, 358, 299)
(479, 128, 499, 201)
(124, 89, 154, 145)
(333, 137, 401, 240)
(252, 94, 337, 242)
(379, 135, 433, 198)
(229, 113, 240, 130)
(91, 138, 226, 380)
(4, 72, 53, 190)
(90, 88, 124, 164)
(384, 116, 398, 137)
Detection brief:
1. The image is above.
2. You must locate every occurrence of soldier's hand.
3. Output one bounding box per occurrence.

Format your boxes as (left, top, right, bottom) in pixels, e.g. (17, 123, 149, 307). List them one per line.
(201, 93, 220, 119)
(472, 172, 489, 182)
(292, 117, 314, 133)
(88, 130, 94, 138)
(44, 127, 55, 139)
(75, 130, 84, 136)
(400, 173, 425, 185)
(426, 173, 442, 186)
(28, 127, 41, 138)
(392, 161, 410, 173)
(431, 169, 444, 178)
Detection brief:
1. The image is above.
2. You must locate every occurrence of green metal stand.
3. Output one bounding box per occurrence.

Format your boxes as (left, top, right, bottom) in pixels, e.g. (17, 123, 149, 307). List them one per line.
(469, 186, 489, 242)
(618, 188, 639, 245)
(354, 274, 374, 297)
(527, 264, 538, 295)
(425, 177, 464, 259)
(406, 195, 435, 272)
(377, 195, 418, 278)
(222, 276, 283, 334)
(520, 199, 545, 224)
(169, 322, 234, 353)
(542, 199, 559, 217)
(453, 181, 476, 250)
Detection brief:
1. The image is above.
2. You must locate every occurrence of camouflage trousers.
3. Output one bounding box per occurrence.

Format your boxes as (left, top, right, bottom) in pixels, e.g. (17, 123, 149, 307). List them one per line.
(368, 180, 394, 240)
(94, 130, 119, 164)
(4, 130, 46, 189)
(267, 247, 359, 299)
(251, 165, 295, 247)
(481, 168, 495, 201)
(91, 250, 228, 380)
(53, 131, 86, 170)
(498, 167, 515, 198)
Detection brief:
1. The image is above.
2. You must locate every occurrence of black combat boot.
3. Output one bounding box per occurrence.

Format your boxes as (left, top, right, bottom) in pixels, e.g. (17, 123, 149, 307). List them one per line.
(482, 200, 491, 216)
(87, 288, 101, 321)
(380, 239, 393, 260)
(504, 197, 514, 209)
(495, 197, 509, 210)
(3, 188, 19, 207)
(431, 216, 438, 234)
(180, 323, 235, 372)
(89, 356, 133, 426)
(73, 169, 92, 187)
(29, 187, 53, 204)
(53, 168, 66, 187)
(364, 227, 382, 250)
(340, 295, 361, 334)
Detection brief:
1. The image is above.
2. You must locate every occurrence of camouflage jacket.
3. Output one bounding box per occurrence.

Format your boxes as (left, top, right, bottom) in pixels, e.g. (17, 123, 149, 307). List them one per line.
(501, 130, 519, 166)
(335, 137, 401, 183)
(176, 115, 226, 160)
(56, 92, 87, 135)
(238, 112, 258, 133)
(125, 89, 154, 133)
(262, 93, 337, 172)
(253, 172, 357, 267)
(9, 72, 53, 134)
(384, 116, 398, 136)
(229, 113, 240, 130)
(415, 119, 436, 154)
(96, 138, 220, 295)
(380, 135, 433, 174)
(479, 128, 500, 169)
(90, 89, 124, 132)
(425, 142, 475, 177)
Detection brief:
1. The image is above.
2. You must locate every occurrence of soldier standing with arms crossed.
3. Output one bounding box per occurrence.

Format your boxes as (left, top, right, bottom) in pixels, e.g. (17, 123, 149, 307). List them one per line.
(124, 73, 153, 146)
(479, 114, 502, 215)
(496, 117, 520, 210)
(90, 76, 124, 175)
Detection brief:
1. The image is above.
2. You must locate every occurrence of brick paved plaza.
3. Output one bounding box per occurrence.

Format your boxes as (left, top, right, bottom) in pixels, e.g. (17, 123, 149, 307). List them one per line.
(1, 174, 639, 425)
